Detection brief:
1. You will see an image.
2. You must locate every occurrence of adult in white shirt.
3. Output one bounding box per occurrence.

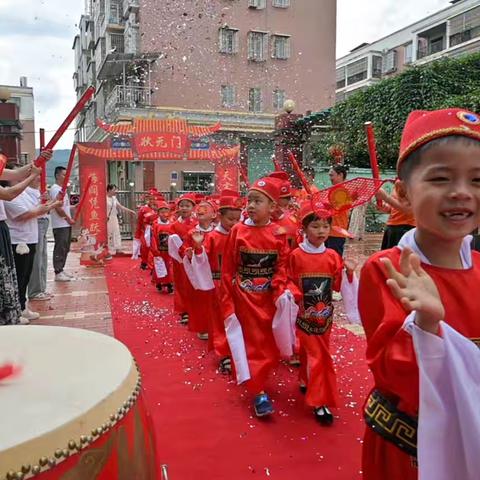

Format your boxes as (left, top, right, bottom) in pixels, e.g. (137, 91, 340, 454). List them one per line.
(49, 166, 75, 282)
(0, 146, 51, 325)
(106, 184, 135, 257)
(5, 179, 60, 321)
(27, 177, 52, 301)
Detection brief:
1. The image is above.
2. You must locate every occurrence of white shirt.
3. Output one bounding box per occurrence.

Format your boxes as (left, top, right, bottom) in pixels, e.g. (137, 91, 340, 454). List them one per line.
(25, 187, 48, 219)
(4, 190, 39, 244)
(49, 183, 71, 229)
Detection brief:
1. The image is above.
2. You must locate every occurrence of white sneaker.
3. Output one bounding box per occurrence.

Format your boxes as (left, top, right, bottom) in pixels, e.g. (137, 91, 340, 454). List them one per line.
(29, 292, 51, 301)
(21, 309, 39, 321)
(64, 271, 76, 278)
(55, 272, 71, 282)
(18, 316, 30, 325)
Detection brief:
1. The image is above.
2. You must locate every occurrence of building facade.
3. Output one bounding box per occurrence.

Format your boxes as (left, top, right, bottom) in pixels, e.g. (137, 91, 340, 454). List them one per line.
(0, 77, 36, 165)
(73, 0, 337, 192)
(336, 0, 480, 102)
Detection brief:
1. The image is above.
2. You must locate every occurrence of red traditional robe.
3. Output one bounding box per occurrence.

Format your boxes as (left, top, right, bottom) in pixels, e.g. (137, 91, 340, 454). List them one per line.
(169, 217, 197, 315)
(288, 246, 342, 408)
(135, 205, 154, 265)
(199, 226, 231, 358)
(150, 219, 172, 285)
(359, 247, 480, 480)
(180, 225, 215, 337)
(273, 212, 299, 251)
(220, 221, 289, 393)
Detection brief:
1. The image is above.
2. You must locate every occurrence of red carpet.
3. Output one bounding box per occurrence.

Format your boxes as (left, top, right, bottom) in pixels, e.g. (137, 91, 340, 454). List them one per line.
(105, 257, 372, 480)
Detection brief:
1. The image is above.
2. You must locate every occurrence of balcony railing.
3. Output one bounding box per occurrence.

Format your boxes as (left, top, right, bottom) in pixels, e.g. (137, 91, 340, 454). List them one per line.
(123, 0, 139, 18)
(105, 85, 152, 117)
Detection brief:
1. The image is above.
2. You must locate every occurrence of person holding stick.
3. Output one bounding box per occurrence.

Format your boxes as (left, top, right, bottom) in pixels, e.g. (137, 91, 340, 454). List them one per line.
(50, 166, 75, 282)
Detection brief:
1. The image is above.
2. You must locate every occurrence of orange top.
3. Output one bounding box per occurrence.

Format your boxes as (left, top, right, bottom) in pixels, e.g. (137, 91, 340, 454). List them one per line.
(385, 191, 415, 226)
(330, 211, 350, 238)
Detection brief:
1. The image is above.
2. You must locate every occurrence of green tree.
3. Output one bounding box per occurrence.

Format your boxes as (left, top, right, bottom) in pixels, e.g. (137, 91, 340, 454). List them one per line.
(312, 52, 480, 169)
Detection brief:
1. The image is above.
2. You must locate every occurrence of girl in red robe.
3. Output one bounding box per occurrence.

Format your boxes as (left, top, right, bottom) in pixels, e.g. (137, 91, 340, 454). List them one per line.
(168, 193, 197, 324)
(220, 177, 292, 417)
(150, 200, 173, 293)
(288, 201, 355, 425)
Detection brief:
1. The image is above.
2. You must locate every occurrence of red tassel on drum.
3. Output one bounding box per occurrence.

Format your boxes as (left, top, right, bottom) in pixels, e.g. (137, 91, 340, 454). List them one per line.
(0, 363, 22, 381)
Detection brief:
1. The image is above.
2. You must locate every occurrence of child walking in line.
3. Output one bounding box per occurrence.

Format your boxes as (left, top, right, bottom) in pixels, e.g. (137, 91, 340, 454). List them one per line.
(359, 108, 480, 480)
(220, 177, 293, 417)
(288, 200, 356, 425)
(151, 200, 173, 294)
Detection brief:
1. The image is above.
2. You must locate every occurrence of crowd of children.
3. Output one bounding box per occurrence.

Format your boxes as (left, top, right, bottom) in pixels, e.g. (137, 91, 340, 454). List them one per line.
(130, 107, 480, 479)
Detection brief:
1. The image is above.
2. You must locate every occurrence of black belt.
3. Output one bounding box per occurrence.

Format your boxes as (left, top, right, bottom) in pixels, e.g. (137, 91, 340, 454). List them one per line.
(364, 389, 418, 458)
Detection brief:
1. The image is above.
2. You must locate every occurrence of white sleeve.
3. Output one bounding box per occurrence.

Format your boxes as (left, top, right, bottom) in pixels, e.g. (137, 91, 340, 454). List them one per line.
(4, 198, 29, 219)
(272, 290, 298, 357)
(225, 314, 251, 384)
(340, 270, 361, 325)
(411, 319, 480, 480)
(167, 234, 183, 263)
(191, 247, 215, 291)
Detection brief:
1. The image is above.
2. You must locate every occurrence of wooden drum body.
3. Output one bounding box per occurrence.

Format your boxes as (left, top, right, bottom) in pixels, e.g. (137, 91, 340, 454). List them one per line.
(0, 326, 157, 480)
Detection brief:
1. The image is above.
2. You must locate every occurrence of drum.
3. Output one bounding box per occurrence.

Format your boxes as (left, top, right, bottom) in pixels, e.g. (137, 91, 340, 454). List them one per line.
(0, 326, 157, 480)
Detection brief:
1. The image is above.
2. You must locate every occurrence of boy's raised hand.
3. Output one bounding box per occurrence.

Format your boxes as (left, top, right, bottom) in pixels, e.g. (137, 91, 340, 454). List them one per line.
(380, 247, 445, 334)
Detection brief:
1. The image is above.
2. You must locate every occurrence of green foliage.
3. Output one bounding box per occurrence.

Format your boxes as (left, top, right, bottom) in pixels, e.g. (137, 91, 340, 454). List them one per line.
(312, 52, 480, 169)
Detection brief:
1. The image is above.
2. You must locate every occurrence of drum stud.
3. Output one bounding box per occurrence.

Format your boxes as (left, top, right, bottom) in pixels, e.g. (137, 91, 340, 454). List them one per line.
(80, 435, 88, 444)
(54, 449, 63, 459)
(47, 458, 56, 468)
(6, 471, 15, 480)
(87, 435, 93, 444)
(91, 428, 99, 436)
(68, 440, 77, 450)
(14, 472, 24, 480)
(39, 457, 48, 467)
(31, 466, 41, 475)
(20, 465, 31, 474)
(110, 414, 116, 421)
(62, 449, 69, 458)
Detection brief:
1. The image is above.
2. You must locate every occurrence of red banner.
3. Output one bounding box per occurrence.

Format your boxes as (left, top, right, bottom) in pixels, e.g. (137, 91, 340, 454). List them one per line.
(78, 147, 107, 265)
(134, 132, 188, 155)
(215, 157, 239, 193)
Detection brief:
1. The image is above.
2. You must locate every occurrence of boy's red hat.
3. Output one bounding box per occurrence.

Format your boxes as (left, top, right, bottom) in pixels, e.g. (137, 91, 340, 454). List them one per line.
(268, 171, 292, 198)
(398, 108, 480, 172)
(176, 193, 196, 206)
(250, 177, 281, 203)
(143, 211, 158, 224)
(156, 200, 169, 210)
(299, 199, 333, 222)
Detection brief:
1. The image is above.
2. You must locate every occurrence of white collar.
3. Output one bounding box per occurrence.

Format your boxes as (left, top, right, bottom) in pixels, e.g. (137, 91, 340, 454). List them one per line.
(245, 218, 271, 227)
(196, 223, 215, 233)
(299, 238, 326, 254)
(397, 227, 473, 269)
(215, 224, 229, 234)
(157, 218, 170, 225)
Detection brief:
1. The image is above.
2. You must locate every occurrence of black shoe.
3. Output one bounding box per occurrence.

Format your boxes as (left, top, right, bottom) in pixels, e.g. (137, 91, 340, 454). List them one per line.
(218, 357, 232, 374)
(156, 284, 163, 291)
(314, 406, 334, 425)
(179, 313, 189, 325)
(254, 393, 274, 417)
(140, 262, 147, 270)
(299, 384, 307, 395)
(167, 284, 174, 294)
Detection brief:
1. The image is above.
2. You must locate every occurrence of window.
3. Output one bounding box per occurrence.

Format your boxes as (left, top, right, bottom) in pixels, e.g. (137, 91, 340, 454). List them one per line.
(248, 31, 268, 61)
(221, 85, 236, 107)
(346, 57, 368, 85)
(249, 88, 262, 112)
(335, 91, 346, 103)
(182, 172, 214, 192)
(20, 153, 29, 164)
(430, 36, 444, 54)
(404, 42, 413, 64)
(449, 6, 480, 47)
(272, 35, 290, 59)
(110, 33, 124, 53)
(336, 67, 346, 89)
(219, 28, 239, 54)
(109, 0, 121, 24)
(372, 56, 382, 78)
(382, 49, 397, 74)
(249, 0, 266, 8)
(273, 89, 285, 110)
(272, 0, 290, 7)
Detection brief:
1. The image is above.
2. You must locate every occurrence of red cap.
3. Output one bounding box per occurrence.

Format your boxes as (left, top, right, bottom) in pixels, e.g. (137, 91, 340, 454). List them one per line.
(268, 171, 292, 198)
(197, 199, 217, 214)
(156, 200, 169, 210)
(143, 211, 158, 224)
(148, 188, 158, 196)
(398, 108, 480, 172)
(176, 193, 196, 206)
(299, 199, 333, 222)
(250, 177, 281, 203)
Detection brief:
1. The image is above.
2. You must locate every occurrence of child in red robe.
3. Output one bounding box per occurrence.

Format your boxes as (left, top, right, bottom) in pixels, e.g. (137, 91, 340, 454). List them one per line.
(288, 200, 356, 425)
(134, 190, 156, 268)
(189, 191, 243, 372)
(220, 177, 293, 417)
(359, 108, 480, 480)
(168, 193, 197, 324)
(151, 200, 173, 293)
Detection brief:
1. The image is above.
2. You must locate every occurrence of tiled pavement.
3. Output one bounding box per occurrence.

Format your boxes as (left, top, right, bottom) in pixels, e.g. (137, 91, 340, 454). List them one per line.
(30, 235, 383, 337)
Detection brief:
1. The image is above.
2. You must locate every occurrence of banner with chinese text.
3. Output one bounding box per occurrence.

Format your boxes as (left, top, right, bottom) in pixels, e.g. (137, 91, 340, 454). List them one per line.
(215, 156, 239, 193)
(134, 132, 188, 156)
(78, 146, 107, 265)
